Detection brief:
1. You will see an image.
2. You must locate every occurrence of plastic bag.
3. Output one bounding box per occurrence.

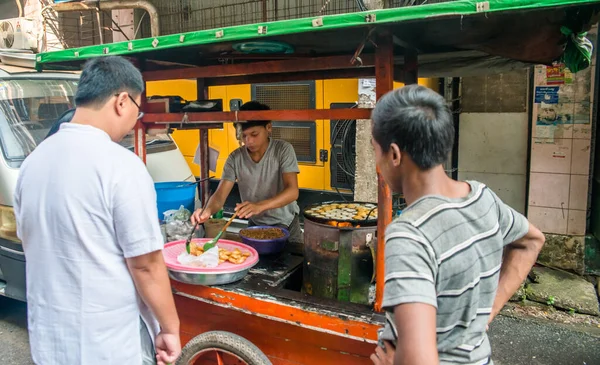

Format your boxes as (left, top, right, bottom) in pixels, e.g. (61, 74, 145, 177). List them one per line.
(164, 205, 203, 242)
(163, 205, 192, 223)
(560, 26, 593, 73)
(177, 244, 219, 268)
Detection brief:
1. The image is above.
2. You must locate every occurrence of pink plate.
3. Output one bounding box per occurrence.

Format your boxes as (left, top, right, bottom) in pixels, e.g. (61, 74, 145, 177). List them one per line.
(163, 238, 259, 273)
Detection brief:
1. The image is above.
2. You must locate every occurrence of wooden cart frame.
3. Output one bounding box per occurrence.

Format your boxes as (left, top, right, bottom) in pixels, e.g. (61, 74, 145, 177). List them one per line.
(36, 1, 600, 363)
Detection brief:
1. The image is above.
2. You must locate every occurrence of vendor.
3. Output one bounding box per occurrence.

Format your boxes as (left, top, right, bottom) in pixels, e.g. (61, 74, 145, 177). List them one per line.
(191, 101, 303, 251)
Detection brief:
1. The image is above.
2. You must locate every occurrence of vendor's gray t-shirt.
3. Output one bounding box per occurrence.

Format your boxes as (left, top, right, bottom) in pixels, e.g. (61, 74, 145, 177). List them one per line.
(221, 139, 300, 226)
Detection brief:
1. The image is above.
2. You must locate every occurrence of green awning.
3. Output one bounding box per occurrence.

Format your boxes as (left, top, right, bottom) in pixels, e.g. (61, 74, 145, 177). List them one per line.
(36, 0, 600, 75)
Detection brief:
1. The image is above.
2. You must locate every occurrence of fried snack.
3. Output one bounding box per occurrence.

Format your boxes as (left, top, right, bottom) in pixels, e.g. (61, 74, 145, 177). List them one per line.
(186, 243, 250, 265)
(227, 256, 246, 264)
(217, 247, 251, 265)
(190, 242, 204, 256)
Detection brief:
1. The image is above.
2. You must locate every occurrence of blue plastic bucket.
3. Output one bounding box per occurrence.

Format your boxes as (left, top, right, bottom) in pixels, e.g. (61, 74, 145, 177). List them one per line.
(154, 181, 196, 221)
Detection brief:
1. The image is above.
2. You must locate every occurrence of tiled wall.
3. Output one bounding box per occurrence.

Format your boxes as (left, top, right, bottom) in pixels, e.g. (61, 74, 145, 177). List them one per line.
(528, 55, 595, 235)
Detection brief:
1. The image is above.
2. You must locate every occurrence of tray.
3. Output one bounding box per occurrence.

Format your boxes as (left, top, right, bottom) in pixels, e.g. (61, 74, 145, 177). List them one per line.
(163, 238, 259, 285)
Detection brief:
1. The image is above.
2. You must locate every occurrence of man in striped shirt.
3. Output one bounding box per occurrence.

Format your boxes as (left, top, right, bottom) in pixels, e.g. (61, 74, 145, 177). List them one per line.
(369, 85, 545, 365)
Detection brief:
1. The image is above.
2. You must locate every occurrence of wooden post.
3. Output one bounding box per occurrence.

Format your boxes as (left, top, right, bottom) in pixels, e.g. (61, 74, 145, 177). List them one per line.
(134, 60, 147, 163)
(134, 120, 147, 163)
(404, 48, 419, 85)
(374, 32, 394, 313)
(197, 79, 210, 207)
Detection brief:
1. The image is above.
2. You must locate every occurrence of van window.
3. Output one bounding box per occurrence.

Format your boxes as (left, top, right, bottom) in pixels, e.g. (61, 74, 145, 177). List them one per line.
(0, 78, 77, 167)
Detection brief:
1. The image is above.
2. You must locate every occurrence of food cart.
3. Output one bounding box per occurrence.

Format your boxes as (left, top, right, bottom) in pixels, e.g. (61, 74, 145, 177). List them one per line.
(36, 0, 600, 364)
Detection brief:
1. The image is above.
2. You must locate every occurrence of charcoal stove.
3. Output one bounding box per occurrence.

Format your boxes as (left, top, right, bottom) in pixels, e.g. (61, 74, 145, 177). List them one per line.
(302, 201, 377, 305)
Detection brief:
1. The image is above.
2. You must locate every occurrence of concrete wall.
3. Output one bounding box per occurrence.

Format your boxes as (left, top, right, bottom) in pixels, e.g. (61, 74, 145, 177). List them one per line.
(354, 79, 377, 203)
(457, 113, 529, 213)
(458, 71, 530, 214)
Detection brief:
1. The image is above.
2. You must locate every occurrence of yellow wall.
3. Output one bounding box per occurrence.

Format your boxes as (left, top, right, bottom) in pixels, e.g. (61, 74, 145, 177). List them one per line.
(147, 78, 438, 191)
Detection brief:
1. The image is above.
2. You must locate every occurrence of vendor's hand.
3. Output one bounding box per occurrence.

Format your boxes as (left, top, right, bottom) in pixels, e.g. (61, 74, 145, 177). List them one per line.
(191, 208, 211, 225)
(235, 202, 265, 219)
(370, 341, 395, 365)
(155, 331, 181, 365)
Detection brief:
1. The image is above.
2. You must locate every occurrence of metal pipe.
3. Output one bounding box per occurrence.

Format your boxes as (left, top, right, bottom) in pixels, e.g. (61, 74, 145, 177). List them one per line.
(15, 0, 23, 18)
(94, 8, 104, 44)
(52, 0, 160, 37)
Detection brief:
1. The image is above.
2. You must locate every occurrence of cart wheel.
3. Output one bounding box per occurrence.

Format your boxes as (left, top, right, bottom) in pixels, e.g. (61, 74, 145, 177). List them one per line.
(177, 331, 272, 365)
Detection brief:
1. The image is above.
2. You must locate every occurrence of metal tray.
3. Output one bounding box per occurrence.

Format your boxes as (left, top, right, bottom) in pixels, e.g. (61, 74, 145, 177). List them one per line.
(302, 200, 378, 226)
(168, 264, 256, 286)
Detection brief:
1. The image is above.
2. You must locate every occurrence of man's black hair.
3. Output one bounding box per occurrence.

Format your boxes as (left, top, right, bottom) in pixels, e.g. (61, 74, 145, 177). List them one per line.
(238, 101, 271, 131)
(372, 84, 454, 170)
(75, 56, 144, 108)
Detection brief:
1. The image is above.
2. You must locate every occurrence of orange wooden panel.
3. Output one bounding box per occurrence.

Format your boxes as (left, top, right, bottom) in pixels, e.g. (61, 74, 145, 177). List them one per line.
(176, 295, 376, 365)
(172, 281, 381, 341)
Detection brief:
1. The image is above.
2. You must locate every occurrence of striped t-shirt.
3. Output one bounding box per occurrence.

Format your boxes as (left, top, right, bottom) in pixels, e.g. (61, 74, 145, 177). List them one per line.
(379, 181, 529, 365)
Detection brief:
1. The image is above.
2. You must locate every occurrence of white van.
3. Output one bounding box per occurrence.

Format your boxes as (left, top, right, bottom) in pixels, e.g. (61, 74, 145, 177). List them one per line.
(0, 64, 195, 302)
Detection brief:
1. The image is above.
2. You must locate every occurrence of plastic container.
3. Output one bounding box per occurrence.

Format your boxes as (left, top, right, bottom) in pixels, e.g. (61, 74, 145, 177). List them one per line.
(205, 219, 227, 238)
(154, 181, 196, 221)
(238, 226, 290, 255)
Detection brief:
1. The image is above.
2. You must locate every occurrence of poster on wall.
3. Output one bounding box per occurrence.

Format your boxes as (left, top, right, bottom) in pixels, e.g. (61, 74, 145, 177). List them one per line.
(545, 64, 573, 85)
(533, 60, 592, 144)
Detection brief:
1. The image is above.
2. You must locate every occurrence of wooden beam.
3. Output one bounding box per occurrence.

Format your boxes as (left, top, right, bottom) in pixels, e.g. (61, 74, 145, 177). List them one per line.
(142, 108, 372, 124)
(204, 67, 376, 87)
(404, 49, 419, 85)
(374, 32, 394, 313)
(197, 78, 210, 206)
(143, 54, 375, 82)
(135, 89, 148, 163)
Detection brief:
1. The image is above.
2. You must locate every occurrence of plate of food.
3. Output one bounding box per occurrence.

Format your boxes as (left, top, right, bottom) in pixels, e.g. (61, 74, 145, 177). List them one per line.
(163, 238, 259, 285)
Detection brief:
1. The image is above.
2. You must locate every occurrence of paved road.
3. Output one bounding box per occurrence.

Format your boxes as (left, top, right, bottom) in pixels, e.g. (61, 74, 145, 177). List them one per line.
(489, 315, 600, 365)
(0, 297, 33, 364)
(1, 296, 599, 364)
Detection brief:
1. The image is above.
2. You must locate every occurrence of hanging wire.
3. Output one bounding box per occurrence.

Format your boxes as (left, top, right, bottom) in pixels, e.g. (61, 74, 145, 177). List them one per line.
(330, 103, 360, 201)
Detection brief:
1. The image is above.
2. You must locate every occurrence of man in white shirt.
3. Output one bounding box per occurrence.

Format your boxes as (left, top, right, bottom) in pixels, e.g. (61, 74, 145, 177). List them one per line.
(14, 56, 181, 365)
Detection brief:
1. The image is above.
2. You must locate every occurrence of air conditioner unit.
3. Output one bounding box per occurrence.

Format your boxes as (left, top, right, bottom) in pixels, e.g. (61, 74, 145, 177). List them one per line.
(0, 18, 36, 51)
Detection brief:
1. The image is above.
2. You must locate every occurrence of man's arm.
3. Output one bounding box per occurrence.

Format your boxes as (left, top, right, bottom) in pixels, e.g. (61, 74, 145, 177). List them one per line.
(236, 172, 299, 219)
(371, 223, 439, 365)
(490, 222, 545, 322)
(261, 172, 299, 210)
(191, 179, 235, 224)
(113, 159, 181, 363)
(372, 303, 439, 365)
(394, 303, 438, 365)
(126, 251, 180, 334)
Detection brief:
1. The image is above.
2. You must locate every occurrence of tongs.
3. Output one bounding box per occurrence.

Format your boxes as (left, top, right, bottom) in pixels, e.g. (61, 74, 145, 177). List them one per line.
(185, 209, 238, 254)
(184, 192, 212, 254)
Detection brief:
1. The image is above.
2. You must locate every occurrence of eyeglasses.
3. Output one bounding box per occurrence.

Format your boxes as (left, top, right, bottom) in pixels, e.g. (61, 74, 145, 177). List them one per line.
(115, 93, 144, 120)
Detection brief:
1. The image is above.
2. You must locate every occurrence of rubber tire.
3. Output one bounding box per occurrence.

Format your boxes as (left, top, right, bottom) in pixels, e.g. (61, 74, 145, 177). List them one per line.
(177, 331, 272, 365)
